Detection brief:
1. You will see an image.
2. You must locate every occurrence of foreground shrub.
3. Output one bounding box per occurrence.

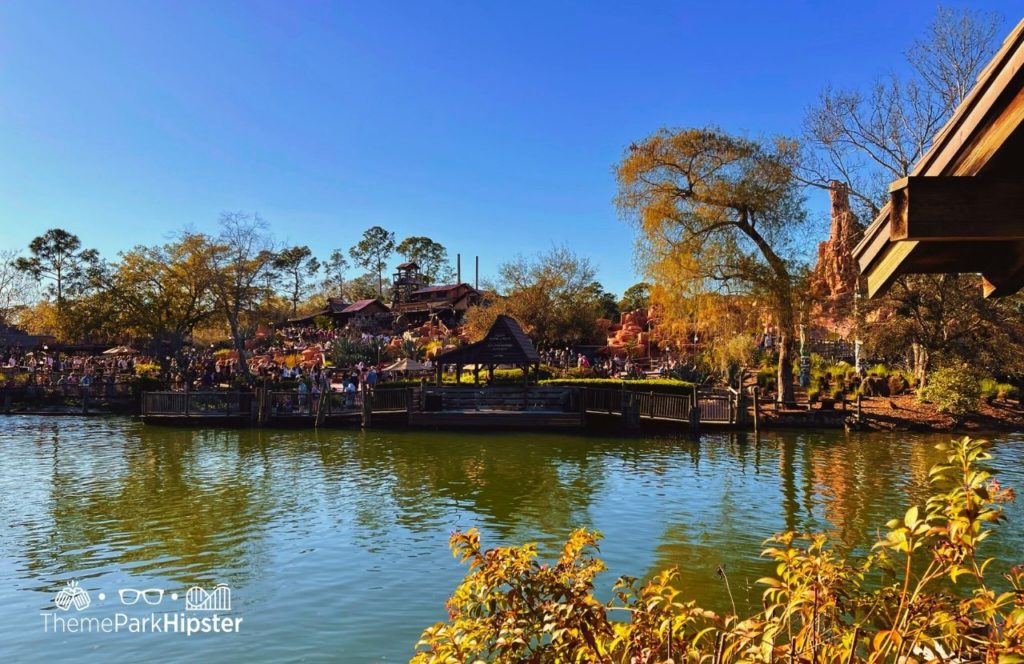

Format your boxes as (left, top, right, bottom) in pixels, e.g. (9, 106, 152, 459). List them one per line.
(998, 382, 1020, 401)
(980, 377, 1000, 403)
(922, 364, 981, 416)
(414, 437, 1023, 663)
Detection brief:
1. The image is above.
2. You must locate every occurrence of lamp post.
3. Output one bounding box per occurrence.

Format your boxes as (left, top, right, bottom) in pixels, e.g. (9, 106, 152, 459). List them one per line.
(853, 288, 862, 373)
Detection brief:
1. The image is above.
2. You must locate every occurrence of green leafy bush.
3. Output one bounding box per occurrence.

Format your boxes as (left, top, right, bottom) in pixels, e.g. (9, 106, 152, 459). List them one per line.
(378, 366, 557, 389)
(979, 377, 999, 403)
(922, 364, 981, 416)
(998, 382, 1020, 401)
(868, 363, 889, 378)
(415, 437, 1023, 663)
(133, 363, 161, 377)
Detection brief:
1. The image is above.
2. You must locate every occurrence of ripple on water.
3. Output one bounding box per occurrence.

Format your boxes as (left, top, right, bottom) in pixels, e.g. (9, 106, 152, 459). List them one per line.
(1, 418, 1023, 662)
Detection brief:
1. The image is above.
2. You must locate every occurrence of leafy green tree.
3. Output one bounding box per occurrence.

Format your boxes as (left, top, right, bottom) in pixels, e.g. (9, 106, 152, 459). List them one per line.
(346, 272, 382, 301)
(15, 228, 100, 303)
(618, 282, 650, 313)
(272, 245, 320, 317)
(587, 282, 619, 321)
(107, 234, 218, 375)
(322, 249, 350, 300)
(349, 226, 395, 297)
(465, 247, 604, 346)
(396, 236, 453, 284)
(617, 128, 806, 404)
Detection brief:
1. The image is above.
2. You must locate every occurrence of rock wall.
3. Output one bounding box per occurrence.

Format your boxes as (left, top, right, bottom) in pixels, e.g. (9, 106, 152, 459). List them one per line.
(810, 181, 863, 333)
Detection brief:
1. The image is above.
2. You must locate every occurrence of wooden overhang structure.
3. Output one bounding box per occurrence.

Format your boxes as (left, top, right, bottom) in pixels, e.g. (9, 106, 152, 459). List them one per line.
(433, 315, 542, 386)
(853, 19, 1024, 298)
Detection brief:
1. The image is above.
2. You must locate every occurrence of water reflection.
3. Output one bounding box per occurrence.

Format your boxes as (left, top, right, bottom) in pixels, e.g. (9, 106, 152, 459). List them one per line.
(0, 417, 1021, 663)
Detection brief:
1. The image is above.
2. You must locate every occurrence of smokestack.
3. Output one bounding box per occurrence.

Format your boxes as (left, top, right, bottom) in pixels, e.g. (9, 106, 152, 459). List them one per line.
(475, 256, 479, 290)
(456, 254, 461, 285)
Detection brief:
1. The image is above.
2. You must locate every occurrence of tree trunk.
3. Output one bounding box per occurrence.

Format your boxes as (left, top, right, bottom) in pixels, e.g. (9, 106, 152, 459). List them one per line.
(777, 327, 796, 406)
(229, 318, 252, 385)
(912, 342, 929, 388)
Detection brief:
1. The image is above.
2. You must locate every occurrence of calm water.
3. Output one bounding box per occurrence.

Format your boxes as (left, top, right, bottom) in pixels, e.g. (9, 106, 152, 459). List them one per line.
(1, 417, 1023, 663)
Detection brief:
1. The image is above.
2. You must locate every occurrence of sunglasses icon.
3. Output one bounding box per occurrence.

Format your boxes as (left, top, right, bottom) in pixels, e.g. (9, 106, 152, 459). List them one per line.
(119, 588, 164, 605)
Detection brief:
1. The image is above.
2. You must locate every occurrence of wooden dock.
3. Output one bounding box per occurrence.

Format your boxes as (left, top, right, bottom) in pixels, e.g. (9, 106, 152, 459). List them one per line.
(141, 385, 742, 431)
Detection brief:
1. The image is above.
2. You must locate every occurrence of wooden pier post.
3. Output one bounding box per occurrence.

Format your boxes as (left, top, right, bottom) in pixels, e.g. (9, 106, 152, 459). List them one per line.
(314, 390, 327, 428)
(752, 387, 760, 433)
(361, 388, 373, 428)
(689, 386, 700, 435)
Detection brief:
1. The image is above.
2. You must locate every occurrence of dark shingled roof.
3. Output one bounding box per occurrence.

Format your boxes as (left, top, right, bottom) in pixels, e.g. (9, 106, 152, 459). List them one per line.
(343, 299, 387, 313)
(435, 315, 540, 365)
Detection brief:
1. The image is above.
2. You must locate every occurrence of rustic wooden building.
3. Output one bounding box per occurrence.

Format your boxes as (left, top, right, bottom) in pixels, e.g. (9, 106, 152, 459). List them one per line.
(434, 315, 541, 385)
(854, 19, 1024, 298)
(392, 283, 481, 327)
(286, 297, 350, 327)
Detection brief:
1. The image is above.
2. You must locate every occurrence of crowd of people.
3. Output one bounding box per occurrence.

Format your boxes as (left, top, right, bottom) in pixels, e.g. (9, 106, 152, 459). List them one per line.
(2, 317, 695, 405)
(537, 347, 684, 379)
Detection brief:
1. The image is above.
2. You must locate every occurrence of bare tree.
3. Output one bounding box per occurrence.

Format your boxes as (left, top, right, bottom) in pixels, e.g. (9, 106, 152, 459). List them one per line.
(802, 5, 1001, 219)
(209, 212, 276, 383)
(802, 5, 1004, 384)
(0, 249, 36, 327)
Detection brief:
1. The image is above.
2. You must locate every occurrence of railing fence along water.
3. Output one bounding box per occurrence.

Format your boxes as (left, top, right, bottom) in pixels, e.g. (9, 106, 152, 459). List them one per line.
(142, 391, 253, 417)
(371, 388, 411, 412)
(141, 385, 741, 426)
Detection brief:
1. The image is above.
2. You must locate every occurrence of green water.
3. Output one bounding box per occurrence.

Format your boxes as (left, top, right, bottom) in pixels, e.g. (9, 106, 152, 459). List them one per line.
(2, 416, 1023, 662)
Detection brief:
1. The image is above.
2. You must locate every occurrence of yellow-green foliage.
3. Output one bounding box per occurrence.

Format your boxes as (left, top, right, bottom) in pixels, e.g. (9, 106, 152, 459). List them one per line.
(540, 378, 694, 395)
(923, 364, 981, 416)
(998, 383, 1020, 400)
(133, 363, 161, 377)
(868, 363, 889, 378)
(414, 437, 1024, 663)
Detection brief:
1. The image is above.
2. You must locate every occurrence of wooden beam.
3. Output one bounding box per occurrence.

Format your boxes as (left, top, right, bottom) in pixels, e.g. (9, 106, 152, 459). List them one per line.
(864, 240, 919, 297)
(983, 243, 1024, 297)
(889, 176, 1024, 241)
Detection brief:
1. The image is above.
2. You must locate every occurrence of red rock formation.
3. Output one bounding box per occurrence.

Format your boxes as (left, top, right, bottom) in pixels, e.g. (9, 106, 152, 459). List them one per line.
(810, 182, 863, 332)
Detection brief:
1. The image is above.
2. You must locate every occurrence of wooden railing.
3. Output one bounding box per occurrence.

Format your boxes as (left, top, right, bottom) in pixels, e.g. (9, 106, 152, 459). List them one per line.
(698, 393, 734, 423)
(372, 388, 411, 412)
(580, 388, 694, 421)
(141, 385, 741, 426)
(417, 386, 572, 412)
(142, 391, 252, 416)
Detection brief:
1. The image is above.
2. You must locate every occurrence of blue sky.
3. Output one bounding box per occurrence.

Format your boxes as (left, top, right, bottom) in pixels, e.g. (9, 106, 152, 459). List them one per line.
(0, 1, 1018, 296)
